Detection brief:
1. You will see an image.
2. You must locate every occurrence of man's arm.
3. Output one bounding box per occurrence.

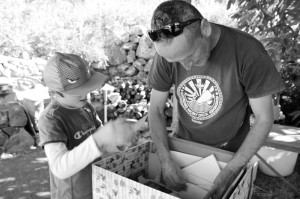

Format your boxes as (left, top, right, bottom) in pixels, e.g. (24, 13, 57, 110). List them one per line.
(149, 89, 186, 190)
(205, 94, 274, 198)
(228, 94, 273, 169)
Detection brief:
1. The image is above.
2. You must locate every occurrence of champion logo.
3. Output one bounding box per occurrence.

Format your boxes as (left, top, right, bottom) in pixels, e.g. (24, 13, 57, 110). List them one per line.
(74, 126, 96, 139)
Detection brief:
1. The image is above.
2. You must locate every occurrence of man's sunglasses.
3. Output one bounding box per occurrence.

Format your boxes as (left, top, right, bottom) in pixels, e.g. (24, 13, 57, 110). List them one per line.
(147, 18, 202, 42)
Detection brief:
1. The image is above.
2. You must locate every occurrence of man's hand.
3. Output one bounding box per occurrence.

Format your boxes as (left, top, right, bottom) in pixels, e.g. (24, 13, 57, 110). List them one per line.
(203, 165, 242, 199)
(161, 158, 187, 191)
(93, 118, 139, 153)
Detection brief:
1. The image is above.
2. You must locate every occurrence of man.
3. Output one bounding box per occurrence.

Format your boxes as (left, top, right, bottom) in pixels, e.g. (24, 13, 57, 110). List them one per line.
(147, 0, 285, 198)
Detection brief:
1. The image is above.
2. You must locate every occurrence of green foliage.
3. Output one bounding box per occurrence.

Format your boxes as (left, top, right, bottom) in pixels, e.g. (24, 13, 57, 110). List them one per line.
(0, 0, 163, 62)
(228, 0, 300, 126)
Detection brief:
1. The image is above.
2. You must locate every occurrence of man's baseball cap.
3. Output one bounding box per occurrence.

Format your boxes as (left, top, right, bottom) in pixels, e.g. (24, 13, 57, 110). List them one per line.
(43, 52, 107, 95)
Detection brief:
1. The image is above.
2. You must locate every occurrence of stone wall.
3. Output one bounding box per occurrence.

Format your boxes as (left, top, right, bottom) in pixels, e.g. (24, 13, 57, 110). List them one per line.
(93, 25, 156, 79)
(0, 25, 156, 156)
(0, 25, 155, 89)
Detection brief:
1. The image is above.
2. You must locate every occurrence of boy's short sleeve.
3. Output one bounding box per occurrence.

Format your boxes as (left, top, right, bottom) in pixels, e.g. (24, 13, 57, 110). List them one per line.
(147, 53, 174, 91)
(38, 114, 68, 147)
(241, 43, 285, 98)
(86, 103, 102, 128)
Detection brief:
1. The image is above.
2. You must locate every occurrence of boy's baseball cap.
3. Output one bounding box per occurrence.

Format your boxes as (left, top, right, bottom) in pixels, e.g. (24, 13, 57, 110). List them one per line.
(43, 52, 107, 96)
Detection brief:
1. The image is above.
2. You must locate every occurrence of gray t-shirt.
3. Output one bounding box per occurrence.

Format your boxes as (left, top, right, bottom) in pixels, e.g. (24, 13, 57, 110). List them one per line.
(38, 100, 102, 199)
(148, 25, 285, 150)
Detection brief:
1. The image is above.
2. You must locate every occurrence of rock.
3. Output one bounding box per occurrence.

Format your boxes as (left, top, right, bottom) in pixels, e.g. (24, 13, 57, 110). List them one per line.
(27, 65, 40, 76)
(113, 38, 123, 46)
(136, 71, 147, 79)
(122, 42, 137, 51)
(91, 60, 109, 70)
(117, 63, 130, 72)
(130, 25, 145, 36)
(21, 51, 31, 60)
(0, 130, 9, 146)
(0, 102, 28, 127)
(125, 66, 138, 77)
(120, 32, 130, 43)
(3, 68, 12, 78)
(3, 62, 18, 71)
(132, 60, 144, 71)
(105, 44, 127, 66)
(108, 66, 118, 76)
(0, 64, 5, 75)
(144, 59, 153, 72)
(129, 34, 140, 44)
(3, 128, 35, 153)
(136, 35, 156, 60)
(127, 50, 136, 63)
(137, 58, 147, 65)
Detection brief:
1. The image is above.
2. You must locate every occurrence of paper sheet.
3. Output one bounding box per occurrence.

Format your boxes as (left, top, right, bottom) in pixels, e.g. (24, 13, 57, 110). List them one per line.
(182, 154, 221, 183)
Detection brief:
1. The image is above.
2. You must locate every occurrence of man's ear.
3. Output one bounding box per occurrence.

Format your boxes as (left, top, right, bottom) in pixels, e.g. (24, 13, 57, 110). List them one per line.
(200, 18, 211, 37)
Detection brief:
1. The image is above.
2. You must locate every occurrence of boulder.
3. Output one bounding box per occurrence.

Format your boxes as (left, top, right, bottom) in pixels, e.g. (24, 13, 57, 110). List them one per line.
(129, 34, 140, 44)
(125, 66, 138, 77)
(137, 58, 147, 65)
(91, 60, 109, 70)
(0, 129, 9, 146)
(136, 71, 147, 79)
(0, 64, 5, 75)
(117, 63, 130, 72)
(105, 44, 127, 66)
(108, 66, 118, 76)
(136, 35, 156, 60)
(144, 59, 153, 72)
(119, 32, 130, 43)
(122, 42, 137, 51)
(132, 60, 144, 72)
(127, 50, 136, 63)
(0, 102, 27, 127)
(130, 25, 145, 36)
(3, 128, 35, 153)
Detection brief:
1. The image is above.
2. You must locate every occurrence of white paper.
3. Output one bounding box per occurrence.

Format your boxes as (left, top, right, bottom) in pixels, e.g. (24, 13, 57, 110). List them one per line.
(170, 151, 203, 168)
(182, 154, 221, 183)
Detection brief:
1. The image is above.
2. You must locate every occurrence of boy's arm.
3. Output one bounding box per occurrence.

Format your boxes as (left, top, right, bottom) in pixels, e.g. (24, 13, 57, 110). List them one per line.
(45, 118, 139, 179)
(44, 135, 101, 179)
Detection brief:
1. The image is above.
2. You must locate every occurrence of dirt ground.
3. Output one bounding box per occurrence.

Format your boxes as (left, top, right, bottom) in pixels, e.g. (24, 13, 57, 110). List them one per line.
(0, 148, 50, 199)
(0, 144, 299, 199)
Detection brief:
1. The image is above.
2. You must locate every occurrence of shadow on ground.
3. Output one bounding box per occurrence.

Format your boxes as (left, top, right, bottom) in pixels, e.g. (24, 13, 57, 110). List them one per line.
(0, 148, 50, 199)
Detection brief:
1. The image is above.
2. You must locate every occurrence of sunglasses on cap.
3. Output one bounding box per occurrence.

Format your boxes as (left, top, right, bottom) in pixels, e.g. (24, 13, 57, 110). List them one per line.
(147, 18, 202, 42)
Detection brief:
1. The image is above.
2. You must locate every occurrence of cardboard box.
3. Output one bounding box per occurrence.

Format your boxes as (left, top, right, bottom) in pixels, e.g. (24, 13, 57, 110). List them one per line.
(92, 137, 257, 199)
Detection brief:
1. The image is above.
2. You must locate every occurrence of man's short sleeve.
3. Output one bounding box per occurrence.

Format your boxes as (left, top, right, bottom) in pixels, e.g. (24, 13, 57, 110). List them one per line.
(241, 43, 285, 98)
(38, 113, 67, 147)
(147, 53, 174, 91)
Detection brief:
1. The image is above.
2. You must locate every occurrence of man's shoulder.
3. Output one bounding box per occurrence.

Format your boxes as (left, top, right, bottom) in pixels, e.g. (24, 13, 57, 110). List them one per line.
(220, 25, 263, 48)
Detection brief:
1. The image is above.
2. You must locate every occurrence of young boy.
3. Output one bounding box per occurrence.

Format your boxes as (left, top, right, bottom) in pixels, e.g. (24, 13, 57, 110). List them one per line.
(38, 52, 138, 199)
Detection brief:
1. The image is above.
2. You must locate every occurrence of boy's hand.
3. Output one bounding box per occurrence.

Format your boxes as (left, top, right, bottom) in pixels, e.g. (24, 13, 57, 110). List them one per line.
(93, 118, 139, 153)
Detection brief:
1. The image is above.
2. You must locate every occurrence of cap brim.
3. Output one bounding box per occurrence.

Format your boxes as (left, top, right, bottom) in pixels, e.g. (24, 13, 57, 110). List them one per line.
(63, 71, 108, 96)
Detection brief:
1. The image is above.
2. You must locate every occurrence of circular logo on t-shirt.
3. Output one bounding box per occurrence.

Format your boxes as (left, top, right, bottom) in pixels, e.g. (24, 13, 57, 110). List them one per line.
(177, 75, 223, 124)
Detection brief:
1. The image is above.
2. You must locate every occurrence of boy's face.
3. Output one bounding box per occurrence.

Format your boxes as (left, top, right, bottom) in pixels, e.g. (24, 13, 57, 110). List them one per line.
(56, 92, 88, 109)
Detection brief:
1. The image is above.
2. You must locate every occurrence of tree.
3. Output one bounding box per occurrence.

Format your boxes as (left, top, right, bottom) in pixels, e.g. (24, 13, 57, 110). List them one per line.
(227, 0, 300, 126)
